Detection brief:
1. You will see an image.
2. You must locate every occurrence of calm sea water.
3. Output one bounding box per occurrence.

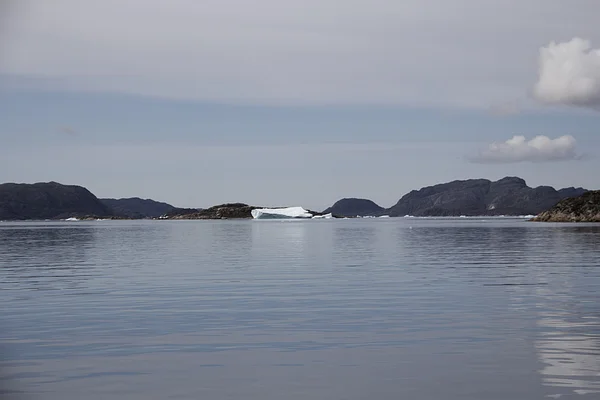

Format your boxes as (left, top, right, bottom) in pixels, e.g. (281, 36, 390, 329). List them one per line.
(1, 218, 600, 400)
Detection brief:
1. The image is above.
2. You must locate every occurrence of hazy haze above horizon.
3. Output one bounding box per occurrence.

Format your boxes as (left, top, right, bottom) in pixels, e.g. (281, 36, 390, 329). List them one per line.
(1, 0, 599, 209)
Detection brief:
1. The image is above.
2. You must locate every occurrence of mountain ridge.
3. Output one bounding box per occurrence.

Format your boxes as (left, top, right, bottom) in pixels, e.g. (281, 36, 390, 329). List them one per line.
(100, 197, 175, 219)
(323, 177, 587, 217)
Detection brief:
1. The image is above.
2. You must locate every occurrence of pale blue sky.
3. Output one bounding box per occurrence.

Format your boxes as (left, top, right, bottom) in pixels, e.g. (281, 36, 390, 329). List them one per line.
(1, 1, 599, 210)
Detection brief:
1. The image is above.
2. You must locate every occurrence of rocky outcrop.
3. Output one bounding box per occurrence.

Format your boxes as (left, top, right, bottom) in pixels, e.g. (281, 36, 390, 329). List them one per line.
(165, 203, 256, 219)
(162, 207, 202, 218)
(387, 177, 587, 217)
(101, 197, 175, 219)
(322, 198, 384, 217)
(532, 191, 600, 222)
(0, 182, 112, 220)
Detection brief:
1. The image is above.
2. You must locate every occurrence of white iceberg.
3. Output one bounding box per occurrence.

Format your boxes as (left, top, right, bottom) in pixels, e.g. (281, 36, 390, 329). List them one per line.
(251, 206, 313, 219)
(312, 213, 333, 219)
(65, 217, 79, 221)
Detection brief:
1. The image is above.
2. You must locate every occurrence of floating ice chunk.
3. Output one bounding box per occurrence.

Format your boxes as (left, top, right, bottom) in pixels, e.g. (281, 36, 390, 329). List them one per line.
(65, 217, 79, 221)
(378, 215, 390, 218)
(312, 213, 333, 219)
(251, 206, 313, 219)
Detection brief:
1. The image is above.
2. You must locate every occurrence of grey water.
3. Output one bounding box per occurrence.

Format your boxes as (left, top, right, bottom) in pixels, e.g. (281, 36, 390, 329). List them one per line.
(1, 218, 600, 400)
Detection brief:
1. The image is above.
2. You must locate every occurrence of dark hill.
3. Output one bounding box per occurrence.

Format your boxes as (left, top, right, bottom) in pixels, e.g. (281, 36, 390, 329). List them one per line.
(0, 182, 111, 220)
(101, 197, 175, 218)
(387, 177, 587, 217)
(532, 191, 600, 222)
(323, 198, 384, 217)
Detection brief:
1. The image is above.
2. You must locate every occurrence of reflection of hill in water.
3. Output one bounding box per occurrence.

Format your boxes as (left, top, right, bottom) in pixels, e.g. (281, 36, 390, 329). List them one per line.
(400, 225, 600, 258)
(397, 225, 600, 284)
(0, 225, 96, 291)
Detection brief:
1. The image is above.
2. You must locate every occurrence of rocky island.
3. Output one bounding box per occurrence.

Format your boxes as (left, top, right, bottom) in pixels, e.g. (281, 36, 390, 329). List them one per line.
(531, 191, 600, 222)
(322, 198, 385, 217)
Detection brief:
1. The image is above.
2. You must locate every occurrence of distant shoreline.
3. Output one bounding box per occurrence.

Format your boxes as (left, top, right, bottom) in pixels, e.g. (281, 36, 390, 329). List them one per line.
(1, 178, 597, 222)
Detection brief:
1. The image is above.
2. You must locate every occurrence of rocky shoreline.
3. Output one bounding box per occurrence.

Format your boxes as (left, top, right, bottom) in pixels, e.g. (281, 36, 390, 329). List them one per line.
(531, 191, 600, 223)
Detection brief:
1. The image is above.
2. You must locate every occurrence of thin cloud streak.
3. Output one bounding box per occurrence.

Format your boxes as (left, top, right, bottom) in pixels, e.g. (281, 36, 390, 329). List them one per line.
(488, 100, 522, 116)
(468, 135, 582, 164)
(56, 126, 78, 136)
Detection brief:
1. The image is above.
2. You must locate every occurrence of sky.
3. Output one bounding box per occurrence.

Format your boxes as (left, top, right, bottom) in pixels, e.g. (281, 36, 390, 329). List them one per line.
(1, 0, 599, 210)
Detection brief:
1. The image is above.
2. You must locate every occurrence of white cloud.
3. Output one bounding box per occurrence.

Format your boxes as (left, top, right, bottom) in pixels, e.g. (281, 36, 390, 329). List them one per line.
(469, 135, 581, 164)
(533, 38, 600, 108)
